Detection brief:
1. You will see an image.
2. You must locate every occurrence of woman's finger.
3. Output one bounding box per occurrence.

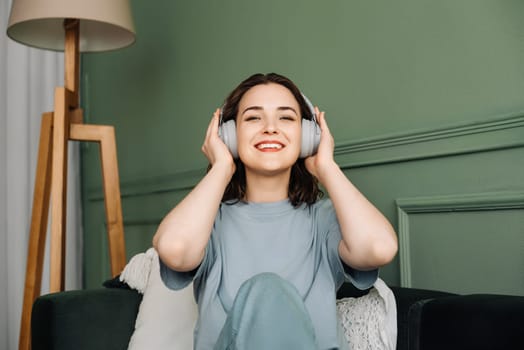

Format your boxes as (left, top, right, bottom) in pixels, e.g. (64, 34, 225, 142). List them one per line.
(318, 111, 331, 135)
(205, 108, 220, 140)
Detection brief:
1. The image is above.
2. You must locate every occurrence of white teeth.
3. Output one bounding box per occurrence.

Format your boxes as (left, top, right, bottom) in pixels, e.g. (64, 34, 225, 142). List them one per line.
(257, 143, 282, 149)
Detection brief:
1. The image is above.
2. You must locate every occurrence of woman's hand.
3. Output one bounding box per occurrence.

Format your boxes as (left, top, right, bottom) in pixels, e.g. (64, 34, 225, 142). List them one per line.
(202, 109, 236, 173)
(305, 107, 337, 182)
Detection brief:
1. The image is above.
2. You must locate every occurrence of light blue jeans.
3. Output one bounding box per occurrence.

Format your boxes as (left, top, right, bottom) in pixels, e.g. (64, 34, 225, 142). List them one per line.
(214, 273, 318, 350)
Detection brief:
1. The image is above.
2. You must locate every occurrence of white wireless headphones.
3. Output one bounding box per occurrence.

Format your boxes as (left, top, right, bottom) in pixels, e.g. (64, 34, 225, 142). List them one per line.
(218, 93, 321, 159)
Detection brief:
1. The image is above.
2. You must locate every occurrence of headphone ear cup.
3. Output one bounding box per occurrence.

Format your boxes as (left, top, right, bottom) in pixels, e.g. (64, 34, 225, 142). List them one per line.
(300, 119, 321, 158)
(218, 120, 238, 158)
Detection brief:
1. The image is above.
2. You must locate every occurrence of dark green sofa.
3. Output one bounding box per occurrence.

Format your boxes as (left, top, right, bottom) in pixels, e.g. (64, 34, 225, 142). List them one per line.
(31, 282, 524, 350)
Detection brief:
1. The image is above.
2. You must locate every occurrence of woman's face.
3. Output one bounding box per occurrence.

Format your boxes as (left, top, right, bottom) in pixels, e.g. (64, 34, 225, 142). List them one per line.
(236, 83, 302, 177)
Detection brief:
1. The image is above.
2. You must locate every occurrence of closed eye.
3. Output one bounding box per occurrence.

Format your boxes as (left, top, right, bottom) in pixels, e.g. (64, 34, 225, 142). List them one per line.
(244, 115, 261, 121)
(280, 115, 297, 121)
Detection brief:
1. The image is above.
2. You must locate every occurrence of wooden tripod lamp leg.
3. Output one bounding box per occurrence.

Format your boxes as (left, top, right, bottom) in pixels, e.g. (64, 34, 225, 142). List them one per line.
(46, 18, 79, 294)
(18, 112, 53, 350)
(70, 123, 126, 276)
(49, 87, 72, 293)
(98, 127, 127, 275)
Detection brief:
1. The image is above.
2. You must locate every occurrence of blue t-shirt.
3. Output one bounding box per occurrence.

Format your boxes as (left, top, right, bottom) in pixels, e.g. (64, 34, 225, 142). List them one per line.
(160, 198, 378, 349)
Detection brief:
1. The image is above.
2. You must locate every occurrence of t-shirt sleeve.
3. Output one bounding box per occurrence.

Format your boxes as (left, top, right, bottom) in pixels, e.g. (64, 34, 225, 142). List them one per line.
(319, 199, 379, 290)
(159, 237, 215, 291)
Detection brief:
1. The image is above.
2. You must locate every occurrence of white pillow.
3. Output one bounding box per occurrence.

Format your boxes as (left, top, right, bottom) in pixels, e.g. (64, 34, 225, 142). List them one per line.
(123, 248, 198, 350)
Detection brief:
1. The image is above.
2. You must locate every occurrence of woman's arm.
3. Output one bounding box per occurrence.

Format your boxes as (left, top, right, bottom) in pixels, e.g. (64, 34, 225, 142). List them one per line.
(305, 108, 398, 270)
(153, 110, 235, 272)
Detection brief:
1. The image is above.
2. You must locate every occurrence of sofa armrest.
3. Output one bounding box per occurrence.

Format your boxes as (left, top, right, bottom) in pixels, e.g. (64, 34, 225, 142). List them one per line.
(408, 293, 524, 350)
(32, 288, 142, 350)
(390, 287, 457, 350)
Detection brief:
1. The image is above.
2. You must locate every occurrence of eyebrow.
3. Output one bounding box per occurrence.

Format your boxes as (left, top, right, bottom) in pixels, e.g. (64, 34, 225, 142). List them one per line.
(241, 106, 298, 116)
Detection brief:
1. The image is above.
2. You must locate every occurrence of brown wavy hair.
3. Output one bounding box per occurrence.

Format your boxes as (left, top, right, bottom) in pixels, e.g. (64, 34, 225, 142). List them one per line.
(218, 73, 323, 207)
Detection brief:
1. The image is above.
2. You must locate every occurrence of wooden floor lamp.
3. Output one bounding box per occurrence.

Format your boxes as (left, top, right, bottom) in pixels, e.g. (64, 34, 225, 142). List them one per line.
(6, 1, 136, 349)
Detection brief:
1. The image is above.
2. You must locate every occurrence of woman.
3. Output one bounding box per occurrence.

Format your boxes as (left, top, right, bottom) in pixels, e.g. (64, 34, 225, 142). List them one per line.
(153, 73, 398, 349)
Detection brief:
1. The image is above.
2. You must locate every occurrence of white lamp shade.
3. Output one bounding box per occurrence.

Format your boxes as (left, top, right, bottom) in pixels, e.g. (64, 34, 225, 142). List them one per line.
(7, 0, 136, 52)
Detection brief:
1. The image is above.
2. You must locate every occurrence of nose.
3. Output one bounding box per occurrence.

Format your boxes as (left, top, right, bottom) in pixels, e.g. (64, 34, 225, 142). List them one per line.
(263, 118, 278, 134)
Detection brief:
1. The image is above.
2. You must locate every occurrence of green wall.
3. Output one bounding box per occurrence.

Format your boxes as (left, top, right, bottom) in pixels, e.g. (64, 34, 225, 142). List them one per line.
(81, 0, 524, 295)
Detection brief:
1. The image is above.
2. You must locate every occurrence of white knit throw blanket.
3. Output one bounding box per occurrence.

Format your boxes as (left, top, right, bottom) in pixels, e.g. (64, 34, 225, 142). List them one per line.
(336, 278, 397, 350)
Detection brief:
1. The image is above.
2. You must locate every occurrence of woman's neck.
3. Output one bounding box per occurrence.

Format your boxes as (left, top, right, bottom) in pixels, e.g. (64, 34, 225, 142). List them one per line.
(244, 169, 290, 203)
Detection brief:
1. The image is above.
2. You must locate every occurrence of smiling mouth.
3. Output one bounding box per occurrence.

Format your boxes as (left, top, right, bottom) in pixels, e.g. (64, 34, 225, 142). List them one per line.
(255, 142, 284, 151)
